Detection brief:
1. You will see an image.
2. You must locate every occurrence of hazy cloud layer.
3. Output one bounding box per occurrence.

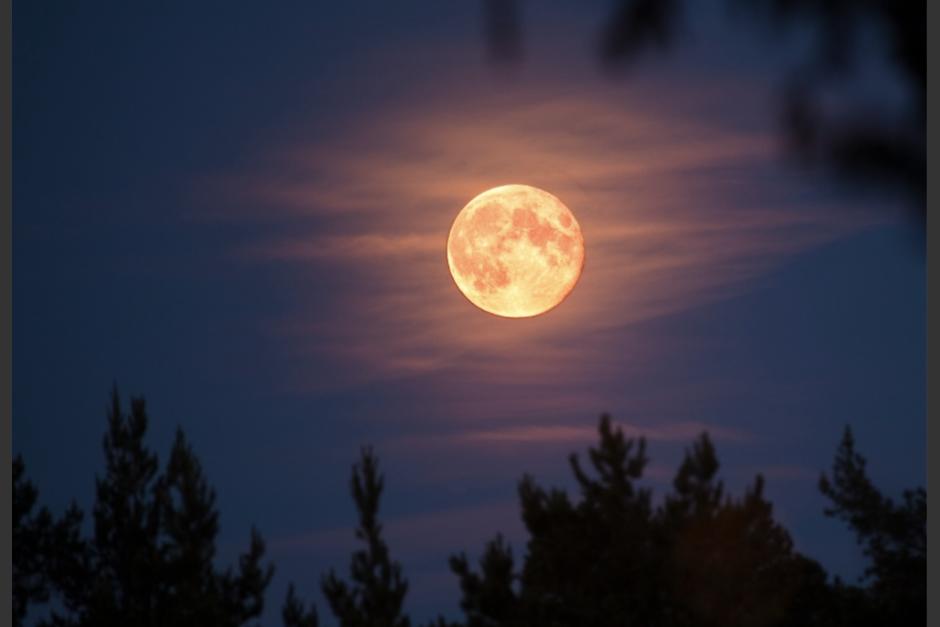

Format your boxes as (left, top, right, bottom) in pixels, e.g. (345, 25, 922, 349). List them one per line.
(212, 80, 880, 414)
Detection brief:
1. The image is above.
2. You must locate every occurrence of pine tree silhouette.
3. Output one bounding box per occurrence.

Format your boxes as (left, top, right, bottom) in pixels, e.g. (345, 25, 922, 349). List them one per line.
(449, 535, 519, 627)
(14, 400, 926, 627)
(13, 455, 52, 627)
(819, 426, 926, 627)
(448, 415, 855, 627)
(282, 583, 320, 627)
(82, 389, 164, 626)
(600, 0, 926, 213)
(319, 446, 410, 627)
(13, 456, 84, 627)
(157, 428, 274, 626)
(14, 387, 274, 627)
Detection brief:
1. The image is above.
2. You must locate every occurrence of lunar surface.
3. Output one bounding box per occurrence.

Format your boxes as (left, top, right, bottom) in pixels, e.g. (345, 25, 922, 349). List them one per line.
(446, 184, 585, 318)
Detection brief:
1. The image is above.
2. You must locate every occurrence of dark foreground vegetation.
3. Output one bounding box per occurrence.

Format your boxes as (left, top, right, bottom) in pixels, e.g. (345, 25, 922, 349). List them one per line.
(14, 389, 925, 627)
(522, 0, 926, 219)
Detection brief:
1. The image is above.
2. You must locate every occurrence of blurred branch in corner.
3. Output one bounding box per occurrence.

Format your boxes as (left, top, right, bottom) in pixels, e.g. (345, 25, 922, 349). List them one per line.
(479, 0, 926, 229)
(600, 0, 925, 225)
(483, 0, 523, 65)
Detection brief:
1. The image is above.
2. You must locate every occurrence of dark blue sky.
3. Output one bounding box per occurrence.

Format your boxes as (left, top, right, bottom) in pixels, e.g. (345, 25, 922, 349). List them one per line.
(13, 1, 924, 624)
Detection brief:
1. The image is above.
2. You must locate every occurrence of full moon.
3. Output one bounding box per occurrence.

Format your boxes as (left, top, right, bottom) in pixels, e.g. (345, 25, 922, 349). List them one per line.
(447, 184, 585, 318)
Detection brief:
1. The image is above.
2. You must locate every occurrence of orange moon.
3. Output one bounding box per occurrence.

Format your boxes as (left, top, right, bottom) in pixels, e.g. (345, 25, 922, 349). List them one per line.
(446, 184, 585, 318)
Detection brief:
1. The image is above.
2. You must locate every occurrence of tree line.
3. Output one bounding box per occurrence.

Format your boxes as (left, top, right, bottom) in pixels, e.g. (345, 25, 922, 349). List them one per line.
(13, 388, 925, 627)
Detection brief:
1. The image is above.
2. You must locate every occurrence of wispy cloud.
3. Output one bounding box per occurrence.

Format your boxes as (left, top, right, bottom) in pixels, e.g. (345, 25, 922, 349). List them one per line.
(206, 74, 884, 414)
(459, 421, 749, 444)
(385, 420, 750, 452)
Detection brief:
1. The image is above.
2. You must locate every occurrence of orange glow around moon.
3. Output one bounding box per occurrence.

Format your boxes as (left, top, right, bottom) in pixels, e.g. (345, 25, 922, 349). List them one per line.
(447, 184, 585, 318)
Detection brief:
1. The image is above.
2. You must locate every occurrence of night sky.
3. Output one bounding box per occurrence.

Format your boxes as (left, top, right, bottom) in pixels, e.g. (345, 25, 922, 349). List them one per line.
(13, 1, 925, 623)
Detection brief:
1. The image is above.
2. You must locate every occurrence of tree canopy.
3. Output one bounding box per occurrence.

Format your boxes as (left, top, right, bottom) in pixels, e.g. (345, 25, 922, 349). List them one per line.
(14, 387, 274, 627)
(449, 416, 830, 627)
(13, 395, 925, 627)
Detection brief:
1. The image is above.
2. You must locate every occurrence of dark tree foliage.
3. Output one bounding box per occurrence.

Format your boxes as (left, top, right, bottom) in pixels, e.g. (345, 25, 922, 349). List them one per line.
(157, 429, 274, 627)
(318, 447, 410, 627)
(12, 456, 84, 627)
(819, 426, 926, 627)
(599, 0, 925, 216)
(80, 390, 164, 626)
(512, 416, 659, 626)
(447, 415, 916, 627)
(482, 0, 522, 64)
(13, 455, 53, 627)
(282, 583, 320, 627)
(449, 535, 519, 627)
(14, 387, 274, 627)
(15, 400, 925, 627)
(487, 1, 924, 219)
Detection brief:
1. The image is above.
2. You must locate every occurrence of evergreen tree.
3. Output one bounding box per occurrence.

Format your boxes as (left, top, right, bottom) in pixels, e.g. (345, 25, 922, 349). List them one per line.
(12, 456, 83, 627)
(451, 415, 659, 627)
(156, 428, 222, 625)
(157, 428, 274, 627)
(662, 433, 723, 523)
(524, 414, 657, 626)
(319, 446, 410, 627)
(16, 395, 926, 627)
(282, 583, 320, 627)
(14, 455, 52, 626)
(819, 426, 926, 627)
(19, 387, 274, 627)
(449, 535, 519, 627)
(81, 389, 164, 626)
(659, 434, 832, 627)
(449, 416, 843, 627)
